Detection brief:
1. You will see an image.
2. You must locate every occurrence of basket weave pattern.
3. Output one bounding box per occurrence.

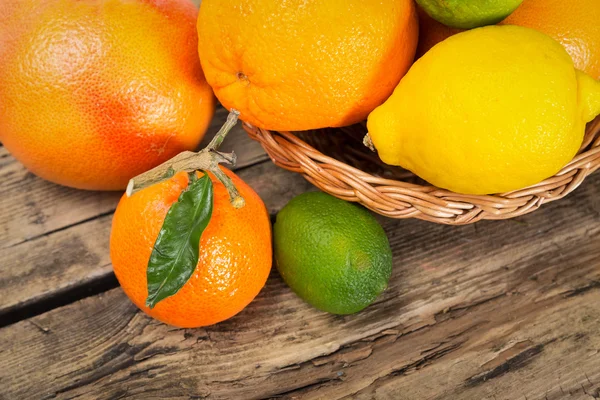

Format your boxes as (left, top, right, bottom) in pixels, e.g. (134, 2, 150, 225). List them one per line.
(244, 117, 600, 225)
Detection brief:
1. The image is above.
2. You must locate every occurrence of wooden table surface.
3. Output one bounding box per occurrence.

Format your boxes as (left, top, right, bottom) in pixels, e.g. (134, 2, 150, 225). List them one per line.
(1, 103, 600, 400)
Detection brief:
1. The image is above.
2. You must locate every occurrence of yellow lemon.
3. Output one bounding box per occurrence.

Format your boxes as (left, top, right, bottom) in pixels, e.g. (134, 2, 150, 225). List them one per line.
(367, 25, 600, 195)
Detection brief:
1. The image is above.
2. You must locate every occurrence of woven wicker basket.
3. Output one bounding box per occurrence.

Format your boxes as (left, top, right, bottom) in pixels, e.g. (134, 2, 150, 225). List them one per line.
(244, 116, 600, 225)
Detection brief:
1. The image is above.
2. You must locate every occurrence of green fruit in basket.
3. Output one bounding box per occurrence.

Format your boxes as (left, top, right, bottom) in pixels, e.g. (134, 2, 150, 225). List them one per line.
(416, 0, 523, 29)
(274, 192, 392, 315)
(367, 25, 600, 195)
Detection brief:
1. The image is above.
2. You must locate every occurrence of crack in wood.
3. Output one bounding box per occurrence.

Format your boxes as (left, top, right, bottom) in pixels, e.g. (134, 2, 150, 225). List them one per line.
(266, 375, 345, 399)
(0, 271, 118, 328)
(337, 342, 466, 400)
(267, 295, 520, 398)
(563, 281, 600, 298)
(465, 343, 548, 387)
(273, 321, 430, 375)
(52, 340, 154, 398)
(434, 293, 507, 323)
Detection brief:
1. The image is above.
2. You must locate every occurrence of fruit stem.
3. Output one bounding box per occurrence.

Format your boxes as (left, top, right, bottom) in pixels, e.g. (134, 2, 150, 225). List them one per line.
(212, 166, 245, 209)
(126, 110, 246, 209)
(363, 133, 375, 152)
(205, 109, 241, 150)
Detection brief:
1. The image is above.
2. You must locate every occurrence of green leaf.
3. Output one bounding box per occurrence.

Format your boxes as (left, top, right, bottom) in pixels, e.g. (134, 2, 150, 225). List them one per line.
(145, 175, 213, 308)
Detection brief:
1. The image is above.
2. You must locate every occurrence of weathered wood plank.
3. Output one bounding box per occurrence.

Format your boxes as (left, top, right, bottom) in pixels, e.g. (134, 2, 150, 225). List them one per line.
(302, 290, 600, 400)
(0, 159, 310, 318)
(0, 215, 114, 318)
(1, 173, 599, 399)
(0, 104, 265, 250)
(0, 147, 121, 250)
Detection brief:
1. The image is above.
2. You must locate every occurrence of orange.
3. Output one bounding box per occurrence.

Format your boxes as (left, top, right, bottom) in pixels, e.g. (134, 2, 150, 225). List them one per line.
(416, 0, 600, 79)
(197, 0, 418, 131)
(0, 0, 215, 191)
(110, 168, 272, 328)
(503, 0, 600, 79)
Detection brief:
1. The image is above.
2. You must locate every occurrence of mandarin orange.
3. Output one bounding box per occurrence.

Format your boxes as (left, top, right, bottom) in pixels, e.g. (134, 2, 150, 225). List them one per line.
(197, 0, 418, 131)
(0, 0, 214, 190)
(110, 168, 272, 328)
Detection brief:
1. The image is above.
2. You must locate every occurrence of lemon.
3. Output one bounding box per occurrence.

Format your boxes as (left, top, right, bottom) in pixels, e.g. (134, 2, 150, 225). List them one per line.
(367, 25, 600, 195)
(416, 0, 523, 29)
(273, 192, 392, 315)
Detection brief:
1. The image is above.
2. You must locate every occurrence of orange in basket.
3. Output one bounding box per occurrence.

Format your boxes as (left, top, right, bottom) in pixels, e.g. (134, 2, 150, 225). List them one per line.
(197, 0, 418, 131)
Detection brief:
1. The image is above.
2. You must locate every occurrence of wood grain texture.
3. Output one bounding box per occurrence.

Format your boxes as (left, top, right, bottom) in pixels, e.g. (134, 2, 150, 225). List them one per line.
(0, 147, 121, 250)
(1, 172, 600, 399)
(0, 105, 269, 316)
(0, 215, 114, 317)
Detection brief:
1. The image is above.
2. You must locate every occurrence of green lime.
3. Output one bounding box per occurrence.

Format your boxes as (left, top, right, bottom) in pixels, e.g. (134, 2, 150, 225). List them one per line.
(273, 192, 392, 315)
(416, 0, 523, 29)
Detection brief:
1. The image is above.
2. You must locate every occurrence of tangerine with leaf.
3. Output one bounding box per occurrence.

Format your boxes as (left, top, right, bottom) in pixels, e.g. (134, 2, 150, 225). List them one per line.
(110, 112, 272, 328)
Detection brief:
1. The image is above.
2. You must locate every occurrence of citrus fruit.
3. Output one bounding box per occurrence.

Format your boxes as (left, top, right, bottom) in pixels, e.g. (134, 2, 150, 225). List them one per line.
(503, 0, 600, 79)
(367, 25, 600, 195)
(110, 168, 272, 328)
(0, 0, 215, 191)
(197, 0, 418, 131)
(274, 192, 392, 315)
(416, 0, 523, 29)
(417, 0, 600, 79)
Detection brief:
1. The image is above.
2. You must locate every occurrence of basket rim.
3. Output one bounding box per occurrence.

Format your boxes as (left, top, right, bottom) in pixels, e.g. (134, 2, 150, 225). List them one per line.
(243, 116, 600, 225)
